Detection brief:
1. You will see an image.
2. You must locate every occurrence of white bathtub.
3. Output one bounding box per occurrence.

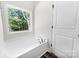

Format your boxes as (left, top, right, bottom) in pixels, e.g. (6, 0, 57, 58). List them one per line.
(17, 42, 48, 58)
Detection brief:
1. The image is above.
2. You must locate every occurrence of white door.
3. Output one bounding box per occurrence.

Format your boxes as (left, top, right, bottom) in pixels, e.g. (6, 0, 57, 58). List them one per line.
(52, 1, 78, 57)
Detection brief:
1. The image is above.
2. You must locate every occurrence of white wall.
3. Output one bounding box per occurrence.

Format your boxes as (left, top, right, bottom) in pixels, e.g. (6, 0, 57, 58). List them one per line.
(0, 1, 53, 57)
(0, 1, 39, 57)
(35, 1, 53, 52)
(0, 9, 6, 57)
(0, 1, 35, 39)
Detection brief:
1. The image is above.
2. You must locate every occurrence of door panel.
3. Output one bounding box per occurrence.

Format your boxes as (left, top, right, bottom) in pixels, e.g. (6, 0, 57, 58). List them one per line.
(72, 37, 78, 58)
(55, 34, 73, 56)
(53, 2, 78, 57)
(56, 2, 77, 29)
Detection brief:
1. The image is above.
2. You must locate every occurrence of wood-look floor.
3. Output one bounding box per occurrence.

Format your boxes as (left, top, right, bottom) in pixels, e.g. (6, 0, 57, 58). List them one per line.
(40, 52, 58, 58)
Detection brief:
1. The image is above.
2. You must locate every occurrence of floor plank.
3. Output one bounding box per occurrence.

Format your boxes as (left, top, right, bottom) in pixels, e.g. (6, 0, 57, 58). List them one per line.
(40, 52, 58, 58)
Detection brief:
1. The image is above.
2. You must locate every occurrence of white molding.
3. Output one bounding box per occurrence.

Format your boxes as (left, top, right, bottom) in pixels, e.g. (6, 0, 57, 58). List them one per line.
(38, 50, 48, 58)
